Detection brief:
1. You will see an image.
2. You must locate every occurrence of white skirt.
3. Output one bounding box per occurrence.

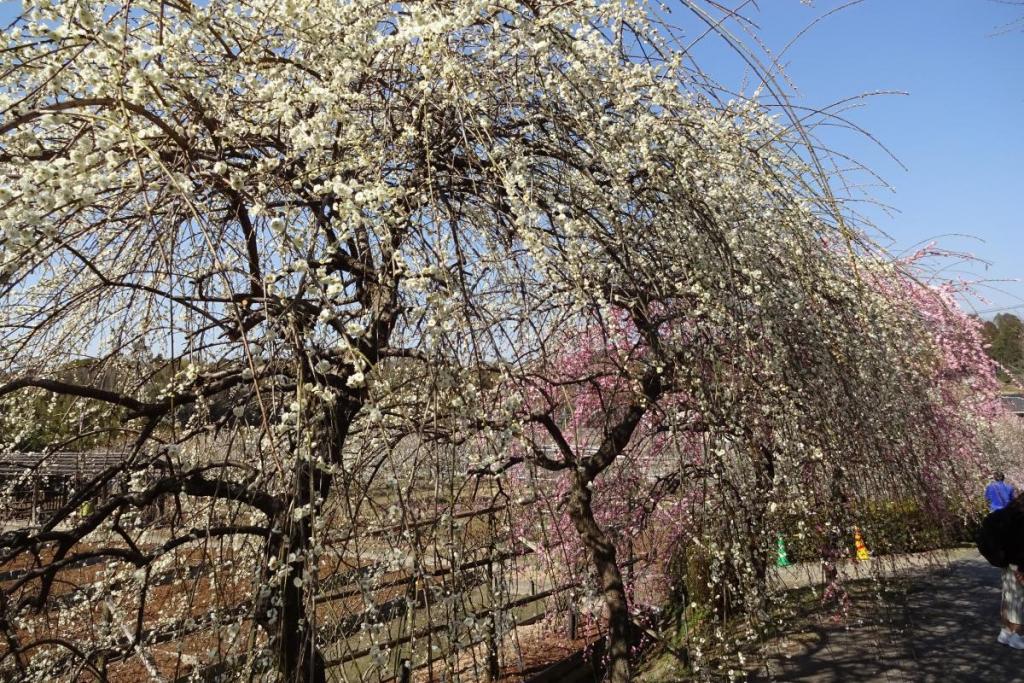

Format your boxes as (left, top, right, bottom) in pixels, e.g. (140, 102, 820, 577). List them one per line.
(1002, 567, 1024, 627)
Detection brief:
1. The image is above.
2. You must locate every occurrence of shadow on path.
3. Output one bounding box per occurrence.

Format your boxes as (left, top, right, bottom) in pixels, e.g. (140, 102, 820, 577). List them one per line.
(756, 553, 1024, 682)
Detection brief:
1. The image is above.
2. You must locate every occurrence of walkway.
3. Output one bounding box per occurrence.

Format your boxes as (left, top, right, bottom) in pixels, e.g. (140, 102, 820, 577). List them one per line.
(757, 550, 1023, 682)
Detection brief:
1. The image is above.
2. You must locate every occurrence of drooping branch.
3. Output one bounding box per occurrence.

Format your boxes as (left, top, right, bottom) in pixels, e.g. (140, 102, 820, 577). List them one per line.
(0, 377, 164, 417)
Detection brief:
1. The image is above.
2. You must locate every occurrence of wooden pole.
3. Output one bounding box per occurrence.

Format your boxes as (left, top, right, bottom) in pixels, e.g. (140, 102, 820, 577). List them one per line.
(485, 557, 500, 681)
(30, 478, 38, 527)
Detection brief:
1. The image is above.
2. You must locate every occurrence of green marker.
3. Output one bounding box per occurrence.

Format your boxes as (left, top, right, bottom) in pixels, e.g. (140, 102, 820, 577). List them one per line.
(776, 536, 791, 567)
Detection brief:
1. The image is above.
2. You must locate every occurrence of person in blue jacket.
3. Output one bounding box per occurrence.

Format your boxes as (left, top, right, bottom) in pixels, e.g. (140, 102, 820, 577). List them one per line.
(987, 471, 1017, 512)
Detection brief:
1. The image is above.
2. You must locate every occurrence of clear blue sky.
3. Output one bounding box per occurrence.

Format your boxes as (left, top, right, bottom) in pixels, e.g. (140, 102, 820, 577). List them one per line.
(1, 0, 1021, 313)
(682, 0, 1024, 315)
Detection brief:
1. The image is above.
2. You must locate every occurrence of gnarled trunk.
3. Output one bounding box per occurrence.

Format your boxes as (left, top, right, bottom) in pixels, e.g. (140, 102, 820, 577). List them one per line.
(261, 465, 329, 683)
(822, 464, 850, 596)
(264, 402, 358, 682)
(279, 559, 327, 683)
(568, 472, 632, 683)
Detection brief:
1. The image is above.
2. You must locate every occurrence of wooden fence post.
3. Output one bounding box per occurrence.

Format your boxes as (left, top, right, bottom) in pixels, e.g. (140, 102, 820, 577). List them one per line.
(485, 560, 500, 680)
(30, 478, 38, 527)
(484, 512, 500, 681)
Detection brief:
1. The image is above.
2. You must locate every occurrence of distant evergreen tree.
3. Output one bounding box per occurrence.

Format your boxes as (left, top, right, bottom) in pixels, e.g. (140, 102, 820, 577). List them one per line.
(981, 313, 1024, 377)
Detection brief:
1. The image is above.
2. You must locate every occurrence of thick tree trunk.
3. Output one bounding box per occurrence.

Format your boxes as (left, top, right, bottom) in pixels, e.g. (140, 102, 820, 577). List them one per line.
(750, 446, 776, 591)
(267, 401, 358, 682)
(822, 465, 849, 594)
(279, 564, 327, 683)
(568, 473, 632, 683)
(264, 470, 329, 683)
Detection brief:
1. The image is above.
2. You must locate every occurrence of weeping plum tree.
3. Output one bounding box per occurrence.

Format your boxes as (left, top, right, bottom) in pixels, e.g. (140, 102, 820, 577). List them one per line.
(496, 251, 1000, 677)
(474, 107, 1004, 678)
(863, 253, 1002, 504)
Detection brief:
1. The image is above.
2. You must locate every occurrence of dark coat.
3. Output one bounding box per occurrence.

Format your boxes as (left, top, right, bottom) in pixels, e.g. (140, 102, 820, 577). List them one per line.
(978, 495, 1024, 568)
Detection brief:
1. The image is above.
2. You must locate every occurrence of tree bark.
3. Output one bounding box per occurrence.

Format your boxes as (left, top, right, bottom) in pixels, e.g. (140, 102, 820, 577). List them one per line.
(278, 555, 327, 683)
(263, 463, 328, 683)
(268, 400, 358, 682)
(750, 445, 776, 591)
(822, 464, 849, 594)
(568, 472, 632, 683)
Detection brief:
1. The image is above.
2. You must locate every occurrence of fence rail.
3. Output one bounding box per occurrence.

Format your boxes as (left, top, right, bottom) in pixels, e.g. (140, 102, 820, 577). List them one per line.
(0, 459, 600, 681)
(0, 451, 129, 477)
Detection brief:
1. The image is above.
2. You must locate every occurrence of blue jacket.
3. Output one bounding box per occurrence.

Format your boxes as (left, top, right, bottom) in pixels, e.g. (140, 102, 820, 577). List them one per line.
(987, 480, 1016, 512)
